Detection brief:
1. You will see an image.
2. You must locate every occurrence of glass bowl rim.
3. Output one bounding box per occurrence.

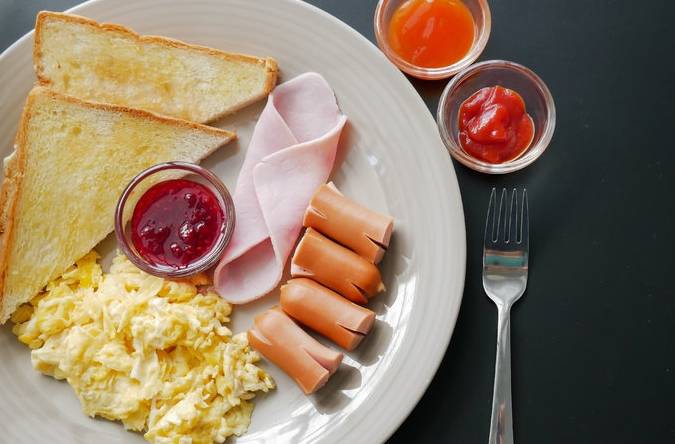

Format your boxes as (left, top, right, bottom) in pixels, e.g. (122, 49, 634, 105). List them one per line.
(114, 161, 236, 278)
(436, 59, 557, 174)
(373, 0, 492, 80)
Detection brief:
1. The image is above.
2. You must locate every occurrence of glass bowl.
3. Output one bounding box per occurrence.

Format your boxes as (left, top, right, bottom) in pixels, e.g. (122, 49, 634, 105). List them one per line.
(437, 60, 556, 174)
(374, 0, 491, 80)
(114, 161, 235, 278)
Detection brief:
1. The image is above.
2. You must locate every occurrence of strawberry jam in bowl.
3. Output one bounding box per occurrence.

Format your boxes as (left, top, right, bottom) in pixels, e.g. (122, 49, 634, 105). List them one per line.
(115, 162, 235, 277)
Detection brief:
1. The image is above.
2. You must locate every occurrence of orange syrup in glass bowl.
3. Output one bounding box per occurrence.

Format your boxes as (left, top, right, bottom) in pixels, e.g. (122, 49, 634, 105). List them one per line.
(388, 0, 475, 69)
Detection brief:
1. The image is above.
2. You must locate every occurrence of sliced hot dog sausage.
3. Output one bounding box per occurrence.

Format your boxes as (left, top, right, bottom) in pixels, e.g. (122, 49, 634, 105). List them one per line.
(280, 278, 376, 351)
(303, 183, 394, 264)
(247, 307, 343, 394)
(291, 228, 384, 304)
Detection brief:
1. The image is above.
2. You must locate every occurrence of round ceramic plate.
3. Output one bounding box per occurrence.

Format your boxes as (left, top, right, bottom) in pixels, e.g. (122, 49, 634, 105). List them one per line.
(0, 1, 466, 443)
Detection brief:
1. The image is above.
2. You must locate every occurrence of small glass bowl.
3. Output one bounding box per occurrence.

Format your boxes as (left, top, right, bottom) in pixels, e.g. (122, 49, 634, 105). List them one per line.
(374, 0, 491, 80)
(114, 161, 235, 278)
(437, 60, 556, 174)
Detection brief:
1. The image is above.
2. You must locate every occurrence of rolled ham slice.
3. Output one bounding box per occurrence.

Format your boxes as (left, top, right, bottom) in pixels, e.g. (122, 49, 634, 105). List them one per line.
(280, 278, 375, 351)
(214, 73, 347, 304)
(291, 228, 384, 305)
(248, 307, 343, 395)
(304, 183, 394, 264)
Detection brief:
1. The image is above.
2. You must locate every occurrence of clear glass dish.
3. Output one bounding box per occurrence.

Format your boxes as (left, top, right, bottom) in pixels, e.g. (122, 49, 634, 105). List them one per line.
(374, 0, 491, 80)
(114, 161, 235, 278)
(437, 60, 556, 174)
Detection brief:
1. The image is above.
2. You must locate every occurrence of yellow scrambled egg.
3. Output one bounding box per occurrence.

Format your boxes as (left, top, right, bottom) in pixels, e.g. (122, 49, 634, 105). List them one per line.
(12, 251, 274, 444)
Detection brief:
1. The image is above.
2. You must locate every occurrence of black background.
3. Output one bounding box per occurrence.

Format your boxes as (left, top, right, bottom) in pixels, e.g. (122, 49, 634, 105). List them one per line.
(1, 1, 673, 443)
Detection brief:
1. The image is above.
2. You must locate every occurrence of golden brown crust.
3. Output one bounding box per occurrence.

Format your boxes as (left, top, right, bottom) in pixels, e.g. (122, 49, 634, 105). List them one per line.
(0, 91, 33, 322)
(263, 58, 279, 97)
(0, 87, 235, 322)
(33, 11, 279, 119)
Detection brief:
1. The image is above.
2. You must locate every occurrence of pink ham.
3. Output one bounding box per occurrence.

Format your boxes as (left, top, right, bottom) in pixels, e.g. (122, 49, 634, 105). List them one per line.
(214, 73, 347, 303)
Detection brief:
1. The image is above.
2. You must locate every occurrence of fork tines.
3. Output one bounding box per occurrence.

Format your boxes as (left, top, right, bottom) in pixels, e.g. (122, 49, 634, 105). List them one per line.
(484, 188, 529, 247)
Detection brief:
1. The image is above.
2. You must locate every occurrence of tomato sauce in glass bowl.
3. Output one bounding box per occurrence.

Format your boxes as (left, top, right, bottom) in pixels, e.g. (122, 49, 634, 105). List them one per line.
(458, 85, 535, 164)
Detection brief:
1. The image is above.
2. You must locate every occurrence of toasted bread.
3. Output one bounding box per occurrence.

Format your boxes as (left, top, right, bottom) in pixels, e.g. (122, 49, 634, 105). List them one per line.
(0, 87, 235, 323)
(34, 11, 278, 123)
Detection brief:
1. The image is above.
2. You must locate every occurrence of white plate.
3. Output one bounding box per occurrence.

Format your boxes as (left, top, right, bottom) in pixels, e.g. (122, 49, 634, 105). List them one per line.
(0, 1, 466, 443)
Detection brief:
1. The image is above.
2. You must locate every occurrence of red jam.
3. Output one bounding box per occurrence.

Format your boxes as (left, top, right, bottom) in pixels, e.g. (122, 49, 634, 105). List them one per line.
(131, 179, 224, 269)
(458, 86, 535, 164)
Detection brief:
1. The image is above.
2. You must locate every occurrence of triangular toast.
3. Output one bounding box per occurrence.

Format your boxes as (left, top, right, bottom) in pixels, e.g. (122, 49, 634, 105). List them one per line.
(0, 87, 234, 322)
(34, 11, 278, 123)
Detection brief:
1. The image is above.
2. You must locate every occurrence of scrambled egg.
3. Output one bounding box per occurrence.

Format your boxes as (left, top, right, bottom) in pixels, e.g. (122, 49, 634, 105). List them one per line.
(12, 251, 274, 444)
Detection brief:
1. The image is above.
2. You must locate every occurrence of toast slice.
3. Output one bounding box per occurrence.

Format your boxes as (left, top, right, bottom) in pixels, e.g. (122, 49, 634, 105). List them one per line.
(0, 87, 235, 323)
(34, 11, 278, 123)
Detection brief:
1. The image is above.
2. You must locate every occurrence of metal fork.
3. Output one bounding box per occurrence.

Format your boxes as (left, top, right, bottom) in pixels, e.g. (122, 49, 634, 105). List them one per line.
(483, 188, 529, 444)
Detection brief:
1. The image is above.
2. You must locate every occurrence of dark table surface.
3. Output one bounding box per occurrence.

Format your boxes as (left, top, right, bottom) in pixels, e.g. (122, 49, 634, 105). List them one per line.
(1, 1, 673, 443)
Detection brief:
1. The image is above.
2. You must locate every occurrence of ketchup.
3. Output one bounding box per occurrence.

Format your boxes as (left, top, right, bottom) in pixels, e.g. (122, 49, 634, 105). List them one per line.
(130, 179, 224, 269)
(458, 86, 535, 164)
(388, 0, 475, 68)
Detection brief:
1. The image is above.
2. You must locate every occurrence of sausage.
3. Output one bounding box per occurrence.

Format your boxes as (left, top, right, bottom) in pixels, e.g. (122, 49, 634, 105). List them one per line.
(303, 183, 394, 264)
(247, 307, 343, 395)
(291, 228, 384, 304)
(280, 278, 375, 351)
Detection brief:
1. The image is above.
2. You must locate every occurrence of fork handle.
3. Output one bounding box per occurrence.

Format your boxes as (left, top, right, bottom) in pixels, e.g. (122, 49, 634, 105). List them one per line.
(488, 303, 514, 444)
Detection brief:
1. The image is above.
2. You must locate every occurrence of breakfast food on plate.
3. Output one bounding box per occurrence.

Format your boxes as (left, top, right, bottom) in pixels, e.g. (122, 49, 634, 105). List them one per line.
(280, 278, 375, 351)
(12, 252, 274, 443)
(214, 72, 347, 304)
(0, 87, 234, 324)
(0, 3, 401, 435)
(34, 11, 278, 123)
(248, 307, 343, 395)
(291, 228, 384, 305)
(304, 182, 394, 264)
(458, 85, 535, 164)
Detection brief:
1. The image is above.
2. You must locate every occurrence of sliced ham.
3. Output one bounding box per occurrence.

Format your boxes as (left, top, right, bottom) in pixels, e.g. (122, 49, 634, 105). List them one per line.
(280, 278, 375, 351)
(248, 307, 343, 394)
(303, 182, 394, 264)
(214, 73, 347, 304)
(291, 228, 384, 305)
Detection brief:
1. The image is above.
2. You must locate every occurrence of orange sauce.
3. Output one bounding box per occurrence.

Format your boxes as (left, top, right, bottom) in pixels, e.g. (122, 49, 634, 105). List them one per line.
(388, 0, 475, 68)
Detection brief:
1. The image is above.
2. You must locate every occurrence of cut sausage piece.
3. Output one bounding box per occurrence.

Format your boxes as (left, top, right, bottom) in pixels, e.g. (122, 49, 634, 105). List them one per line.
(248, 307, 343, 394)
(303, 183, 394, 264)
(291, 228, 384, 304)
(281, 278, 376, 351)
